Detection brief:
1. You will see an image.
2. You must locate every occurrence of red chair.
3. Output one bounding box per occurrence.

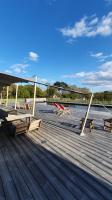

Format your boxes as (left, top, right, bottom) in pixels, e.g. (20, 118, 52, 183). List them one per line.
(53, 103, 70, 115)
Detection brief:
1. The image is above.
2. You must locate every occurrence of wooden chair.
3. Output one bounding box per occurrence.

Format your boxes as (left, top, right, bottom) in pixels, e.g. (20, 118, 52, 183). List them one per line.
(80, 118, 94, 132)
(104, 118, 112, 133)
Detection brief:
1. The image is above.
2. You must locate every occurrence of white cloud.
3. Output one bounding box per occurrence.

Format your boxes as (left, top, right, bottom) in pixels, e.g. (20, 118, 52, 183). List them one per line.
(66, 38, 75, 45)
(90, 52, 103, 58)
(5, 51, 39, 75)
(10, 63, 28, 74)
(90, 51, 112, 62)
(62, 60, 112, 91)
(37, 77, 48, 83)
(28, 51, 39, 61)
(101, 60, 112, 69)
(59, 12, 112, 39)
(5, 69, 12, 74)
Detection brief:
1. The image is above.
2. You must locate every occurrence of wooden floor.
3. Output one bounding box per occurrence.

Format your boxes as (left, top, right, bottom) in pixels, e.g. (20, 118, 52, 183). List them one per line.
(0, 104, 112, 200)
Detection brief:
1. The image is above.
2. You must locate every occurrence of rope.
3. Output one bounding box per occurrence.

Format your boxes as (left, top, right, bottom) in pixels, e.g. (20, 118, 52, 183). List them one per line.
(99, 102, 112, 115)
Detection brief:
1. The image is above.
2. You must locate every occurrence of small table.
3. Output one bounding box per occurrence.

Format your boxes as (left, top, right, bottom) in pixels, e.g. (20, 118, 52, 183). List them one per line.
(104, 118, 112, 133)
(80, 118, 94, 132)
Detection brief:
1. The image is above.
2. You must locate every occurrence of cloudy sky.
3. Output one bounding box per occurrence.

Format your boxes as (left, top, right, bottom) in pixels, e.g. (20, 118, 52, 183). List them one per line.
(0, 0, 112, 91)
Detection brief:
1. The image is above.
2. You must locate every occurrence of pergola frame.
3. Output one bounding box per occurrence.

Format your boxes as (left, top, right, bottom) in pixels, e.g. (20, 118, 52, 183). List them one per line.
(80, 93, 94, 136)
(34, 80, 93, 136)
(0, 72, 94, 135)
(0, 72, 36, 116)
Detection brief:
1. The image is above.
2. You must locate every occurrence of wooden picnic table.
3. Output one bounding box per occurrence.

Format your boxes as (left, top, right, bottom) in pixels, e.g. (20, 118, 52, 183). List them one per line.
(0, 109, 32, 136)
(6, 113, 33, 122)
(5, 113, 33, 136)
(0, 107, 42, 136)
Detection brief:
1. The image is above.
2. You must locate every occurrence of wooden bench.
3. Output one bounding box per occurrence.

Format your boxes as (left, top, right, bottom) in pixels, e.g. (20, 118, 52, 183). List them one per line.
(80, 118, 94, 132)
(104, 118, 112, 133)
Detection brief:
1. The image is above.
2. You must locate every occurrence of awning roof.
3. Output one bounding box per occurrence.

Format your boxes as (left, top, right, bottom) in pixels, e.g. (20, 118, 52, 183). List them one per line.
(0, 72, 35, 87)
(0, 72, 90, 95)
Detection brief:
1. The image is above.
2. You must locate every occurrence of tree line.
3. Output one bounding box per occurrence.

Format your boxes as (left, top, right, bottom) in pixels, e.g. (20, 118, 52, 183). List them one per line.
(1, 82, 112, 103)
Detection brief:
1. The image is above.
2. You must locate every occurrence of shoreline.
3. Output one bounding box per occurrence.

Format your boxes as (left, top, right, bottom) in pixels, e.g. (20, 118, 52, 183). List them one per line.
(47, 101, 112, 108)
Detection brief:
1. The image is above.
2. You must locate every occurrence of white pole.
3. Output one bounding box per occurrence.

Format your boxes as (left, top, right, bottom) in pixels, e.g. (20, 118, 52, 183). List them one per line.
(80, 93, 94, 136)
(6, 86, 9, 107)
(15, 84, 18, 110)
(32, 76, 37, 116)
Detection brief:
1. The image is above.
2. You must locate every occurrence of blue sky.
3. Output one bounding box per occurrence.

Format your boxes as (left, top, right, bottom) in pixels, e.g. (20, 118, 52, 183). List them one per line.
(0, 0, 112, 91)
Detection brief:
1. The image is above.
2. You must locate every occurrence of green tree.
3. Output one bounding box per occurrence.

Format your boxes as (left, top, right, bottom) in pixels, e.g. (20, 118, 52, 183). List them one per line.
(18, 86, 30, 98)
(46, 87, 56, 97)
(54, 81, 68, 88)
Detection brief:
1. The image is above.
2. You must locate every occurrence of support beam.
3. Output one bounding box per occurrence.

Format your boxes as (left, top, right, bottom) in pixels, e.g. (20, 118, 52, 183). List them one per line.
(80, 93, 94, 136)
(15, 84, 18, 110)
(32, 76, 37, 116)
(6, 86, 9, 107)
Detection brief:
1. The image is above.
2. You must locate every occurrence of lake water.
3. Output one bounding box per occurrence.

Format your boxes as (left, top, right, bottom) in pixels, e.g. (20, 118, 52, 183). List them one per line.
(48, 102, 112, 113)
(70, 104, 112, 113)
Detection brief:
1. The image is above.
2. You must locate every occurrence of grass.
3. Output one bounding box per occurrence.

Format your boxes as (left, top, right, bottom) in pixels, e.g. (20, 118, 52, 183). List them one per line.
(47, 98, 112, 105)
(0, 98, 25, 104)
(1, 97, 112, 106)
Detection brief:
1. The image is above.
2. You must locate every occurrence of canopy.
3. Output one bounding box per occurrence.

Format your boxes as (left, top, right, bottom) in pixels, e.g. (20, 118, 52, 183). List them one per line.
(0, 72, 89, 95)
(0, 72, 35, 87)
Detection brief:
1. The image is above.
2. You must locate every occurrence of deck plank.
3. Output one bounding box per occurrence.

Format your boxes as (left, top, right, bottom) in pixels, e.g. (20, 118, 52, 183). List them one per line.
(14, 136, 76, 200)
(0, 149, 19, 200)
(0, 104, 112, 199)
(5, 137, 48, 200)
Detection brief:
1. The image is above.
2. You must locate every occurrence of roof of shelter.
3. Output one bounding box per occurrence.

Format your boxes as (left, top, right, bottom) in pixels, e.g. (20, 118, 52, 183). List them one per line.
(0, 72, 35, 87)
(0, 72, 90, 95)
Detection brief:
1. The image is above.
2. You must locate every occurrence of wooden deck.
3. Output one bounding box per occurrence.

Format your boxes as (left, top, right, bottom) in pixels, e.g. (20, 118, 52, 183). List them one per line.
(0, 104, 112, 199)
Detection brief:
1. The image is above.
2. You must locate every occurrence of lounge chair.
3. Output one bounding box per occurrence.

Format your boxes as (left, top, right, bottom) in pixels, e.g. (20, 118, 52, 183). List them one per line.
(53, 103, 70, 116)
(15, 103, 32, 110)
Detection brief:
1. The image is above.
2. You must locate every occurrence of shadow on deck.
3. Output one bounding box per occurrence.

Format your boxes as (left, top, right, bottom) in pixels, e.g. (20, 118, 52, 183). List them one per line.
(0, 127, 112, 200)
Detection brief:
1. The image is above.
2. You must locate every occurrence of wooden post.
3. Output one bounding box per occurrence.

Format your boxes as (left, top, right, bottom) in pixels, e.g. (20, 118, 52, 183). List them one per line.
(80, 93, 94, 136)
(32, 76, 37, 116)
(6, 86, 9, 107)
(15, 84, 18, 110)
